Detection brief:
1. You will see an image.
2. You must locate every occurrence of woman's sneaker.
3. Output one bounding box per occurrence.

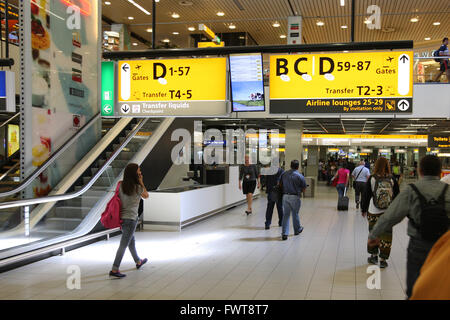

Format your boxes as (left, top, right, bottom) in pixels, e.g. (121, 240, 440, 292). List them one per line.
(380, 259, 388, 268)
(368, 255, 378, 265)
(136, 258, 148, 269)
(109, 270, 126, 278)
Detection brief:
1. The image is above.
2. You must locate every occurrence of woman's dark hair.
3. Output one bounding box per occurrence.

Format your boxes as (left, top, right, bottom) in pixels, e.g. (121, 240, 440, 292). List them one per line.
(122, 163, 140, 196)
(373, 157, 391, 177)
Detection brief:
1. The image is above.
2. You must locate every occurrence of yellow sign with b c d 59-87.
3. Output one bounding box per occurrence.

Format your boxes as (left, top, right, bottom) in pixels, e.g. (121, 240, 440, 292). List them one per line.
(269, 51, 413, 114)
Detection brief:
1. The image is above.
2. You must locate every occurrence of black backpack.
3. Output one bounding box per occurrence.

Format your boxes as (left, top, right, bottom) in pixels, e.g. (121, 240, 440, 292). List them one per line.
(433, 49, 441, 63)
(409, 183, 449, 242)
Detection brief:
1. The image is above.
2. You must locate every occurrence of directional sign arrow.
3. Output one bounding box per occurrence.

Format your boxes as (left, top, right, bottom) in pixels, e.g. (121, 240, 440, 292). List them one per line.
(397, 99, 410, 111)
(122, 64, 130, 72)
(400, 54, 409, 63)
(121, 104, 130, 114)
(103, 105, 112, 113)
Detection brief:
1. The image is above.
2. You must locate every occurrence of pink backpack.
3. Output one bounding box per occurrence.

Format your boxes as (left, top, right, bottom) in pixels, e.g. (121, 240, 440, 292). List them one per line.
(100, 182, 123, 229)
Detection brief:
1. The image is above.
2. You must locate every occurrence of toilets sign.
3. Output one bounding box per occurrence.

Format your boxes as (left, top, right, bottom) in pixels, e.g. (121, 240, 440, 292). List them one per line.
(270, 51, 413, 114)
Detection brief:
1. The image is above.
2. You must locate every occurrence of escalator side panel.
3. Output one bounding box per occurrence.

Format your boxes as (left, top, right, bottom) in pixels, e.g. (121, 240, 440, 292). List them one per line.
(140, 119, 194, 191)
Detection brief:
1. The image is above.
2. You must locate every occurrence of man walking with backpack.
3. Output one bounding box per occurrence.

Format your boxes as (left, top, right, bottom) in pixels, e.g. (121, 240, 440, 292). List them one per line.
(433, 37, 449, 82)
(361, 157, 400, 268)
(367, 155, 450, 298)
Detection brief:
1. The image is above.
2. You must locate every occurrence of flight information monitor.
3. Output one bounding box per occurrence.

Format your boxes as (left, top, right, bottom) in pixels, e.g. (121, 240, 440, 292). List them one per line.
(229, 53, 265, 112)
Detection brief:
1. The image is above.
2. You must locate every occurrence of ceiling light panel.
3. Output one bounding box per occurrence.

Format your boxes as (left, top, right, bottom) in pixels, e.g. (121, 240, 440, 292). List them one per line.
(127, 0, 151, 15)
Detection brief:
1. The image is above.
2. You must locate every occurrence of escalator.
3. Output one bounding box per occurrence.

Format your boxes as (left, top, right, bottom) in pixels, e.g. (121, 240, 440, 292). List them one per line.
(0, 115, 187, 271)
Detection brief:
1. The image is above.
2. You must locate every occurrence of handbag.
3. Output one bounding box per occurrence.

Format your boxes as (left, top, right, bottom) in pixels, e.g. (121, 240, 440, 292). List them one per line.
(353, 167, 363, 189)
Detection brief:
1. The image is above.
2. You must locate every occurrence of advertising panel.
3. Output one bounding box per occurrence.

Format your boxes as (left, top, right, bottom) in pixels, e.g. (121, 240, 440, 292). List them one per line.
(270, 51, 413, 114)
(7, 124, 19, 157)
(29, 0, 100, 197)
(230, 53, 265, 112)
(116, 57, 227, 116)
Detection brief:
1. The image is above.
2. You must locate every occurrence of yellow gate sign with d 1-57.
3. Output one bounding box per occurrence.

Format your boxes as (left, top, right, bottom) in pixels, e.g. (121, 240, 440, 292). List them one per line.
(270, 51, 413, 114)
(117, 57, 227, 116)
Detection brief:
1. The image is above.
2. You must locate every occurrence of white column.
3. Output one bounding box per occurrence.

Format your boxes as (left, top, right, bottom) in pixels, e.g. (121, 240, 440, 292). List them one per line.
(285, 121, 303, 172)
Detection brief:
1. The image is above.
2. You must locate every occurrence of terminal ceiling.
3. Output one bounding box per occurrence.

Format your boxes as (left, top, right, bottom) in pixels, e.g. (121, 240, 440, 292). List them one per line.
(101, 0, 450, 49)
(202, 118, 450, 135)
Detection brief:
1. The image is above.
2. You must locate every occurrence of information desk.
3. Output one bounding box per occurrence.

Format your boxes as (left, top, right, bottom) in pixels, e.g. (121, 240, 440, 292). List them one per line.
(143, 166, 260, 231)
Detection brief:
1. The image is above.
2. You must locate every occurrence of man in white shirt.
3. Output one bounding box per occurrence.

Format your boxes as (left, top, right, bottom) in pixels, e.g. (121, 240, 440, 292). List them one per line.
(352, 160, 371, 209)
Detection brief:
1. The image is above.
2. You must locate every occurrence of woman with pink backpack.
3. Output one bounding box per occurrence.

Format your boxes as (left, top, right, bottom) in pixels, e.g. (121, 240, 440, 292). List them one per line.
(109, 163, 149, 278)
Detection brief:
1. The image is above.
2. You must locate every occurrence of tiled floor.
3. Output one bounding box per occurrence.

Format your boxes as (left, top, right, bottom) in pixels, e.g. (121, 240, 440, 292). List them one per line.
(0, 182, 409, 300)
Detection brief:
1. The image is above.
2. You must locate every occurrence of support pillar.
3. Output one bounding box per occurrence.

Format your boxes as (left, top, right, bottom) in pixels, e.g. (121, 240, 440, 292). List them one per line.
(306, 146, 319, 178)
(319, 146, 327, 162)
(418, 147, 426, 162)
(285, 121, 303, 173)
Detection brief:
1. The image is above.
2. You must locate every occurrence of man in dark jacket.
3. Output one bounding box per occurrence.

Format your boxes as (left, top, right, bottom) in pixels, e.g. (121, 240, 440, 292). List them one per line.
(263, 166, 284, 229)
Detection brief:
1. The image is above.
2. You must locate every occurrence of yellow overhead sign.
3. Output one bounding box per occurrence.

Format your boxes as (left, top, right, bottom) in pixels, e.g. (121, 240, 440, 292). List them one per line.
(270, 51, 413, 114)
(117, 58, 227, 116)
(198, 41, 225, 48)
(198, 24, 216, 40)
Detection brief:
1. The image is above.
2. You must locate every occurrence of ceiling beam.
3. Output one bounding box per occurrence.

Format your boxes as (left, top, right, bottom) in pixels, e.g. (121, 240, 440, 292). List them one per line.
(315, 120, 329, 133)
(104, 40, 413, 59)
(379, 120, 393, 134)
(340, 119, 346, 134)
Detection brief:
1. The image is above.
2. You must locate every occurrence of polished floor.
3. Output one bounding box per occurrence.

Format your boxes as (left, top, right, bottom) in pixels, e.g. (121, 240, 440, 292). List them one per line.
(0, 182, 410, 300)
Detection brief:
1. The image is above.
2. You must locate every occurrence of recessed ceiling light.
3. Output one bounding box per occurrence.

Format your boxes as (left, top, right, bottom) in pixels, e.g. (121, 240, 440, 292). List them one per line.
(341, 25, 348, 29)
(188, 27, 195, 31)
(273, 22, 280, 27)
(146, 28, 152, 32)
(104, 1, 111, 5)
(132, 42, 138, 46)
(229, 24, 236, 29)
(163, 39, 170, 43)
(172, 13, 180, 18)
(316, 21, 325, 26)
(433, 22, 440, 26)
(424, 37, 431, 41)
(127, 0, 151, 15)
(128, 16, 134, 20)
(340, 0, 345, 6)
(217, 12, 225, 16)
(172, 32, 179, 35)
(410, 17, 419, 22)
(280, 35, 286, 39)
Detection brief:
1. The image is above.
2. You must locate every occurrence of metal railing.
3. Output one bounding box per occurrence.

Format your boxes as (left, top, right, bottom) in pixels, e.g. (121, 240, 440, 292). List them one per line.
(0, 112, 19, 128)
(0, 117, 147, 210)
(0, 113, 101, 198)
(0, 162, 18, 183)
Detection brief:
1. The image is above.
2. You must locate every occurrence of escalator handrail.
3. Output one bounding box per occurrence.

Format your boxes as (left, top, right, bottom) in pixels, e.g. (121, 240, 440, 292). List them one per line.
(0, 112, 20, 128)
(0, 162, 19, 183)
(0, 118, 147, 210)
(0, 113, 101, 198)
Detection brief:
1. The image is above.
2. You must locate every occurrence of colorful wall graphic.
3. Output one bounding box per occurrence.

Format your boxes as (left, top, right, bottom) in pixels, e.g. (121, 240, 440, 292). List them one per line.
(30, 0, 100, 197)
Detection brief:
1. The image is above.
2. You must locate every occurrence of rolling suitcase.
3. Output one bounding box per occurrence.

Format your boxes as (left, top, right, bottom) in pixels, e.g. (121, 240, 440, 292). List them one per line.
(337, 187, 349, 211)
